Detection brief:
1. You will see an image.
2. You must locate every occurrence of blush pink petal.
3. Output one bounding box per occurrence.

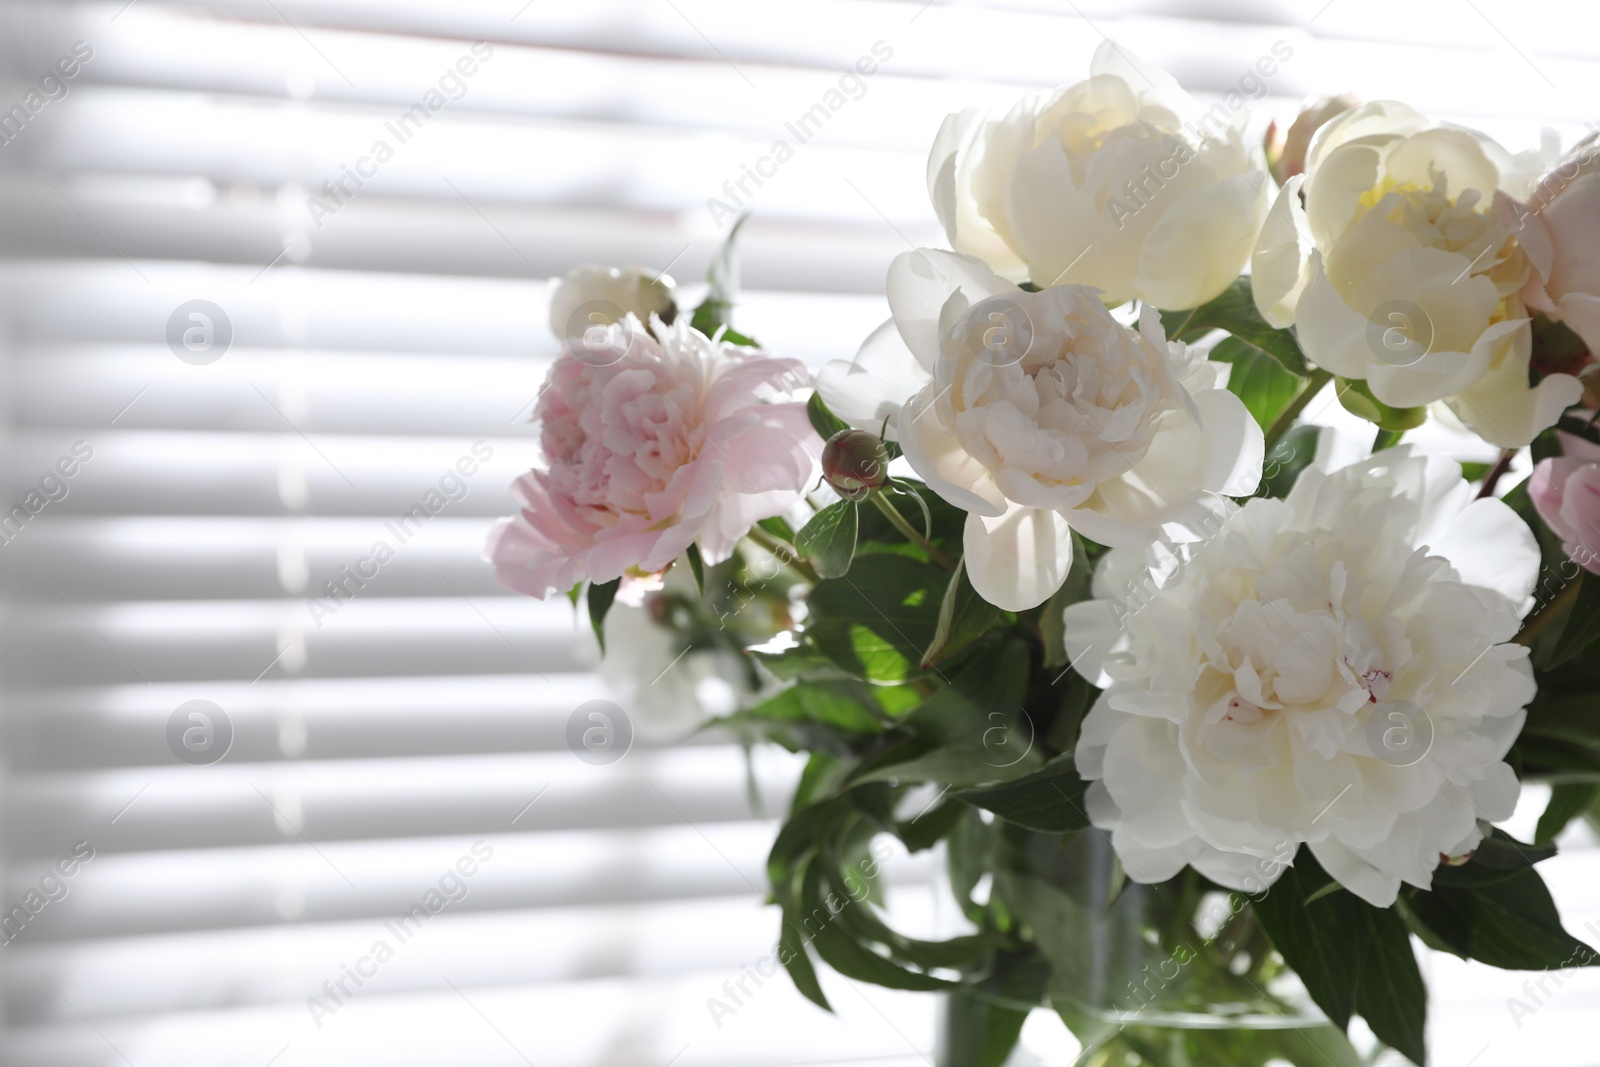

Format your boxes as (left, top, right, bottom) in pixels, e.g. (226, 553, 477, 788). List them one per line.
(485, 320, 818, 599)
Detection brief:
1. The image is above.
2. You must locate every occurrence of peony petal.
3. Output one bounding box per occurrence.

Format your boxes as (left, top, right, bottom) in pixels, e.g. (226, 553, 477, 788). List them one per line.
(1443, 347, 1582, 449)
(963, 503, 1074, 611)
(887, 249, 1019, 372)
(1295, 254, 1379, 379)
(1251, 174, 1313, 328)
(1134, 171, 1272, 311)
(1062, 599, 1127, 689)
(1429, 497, 1540, 612)
(1308, 837, 1402, 908)
(1071, 388, 1262, 545)
(897, 386, 1007, 516)
(815, 319, 930, 440)
(1556, 291, 1600, 354)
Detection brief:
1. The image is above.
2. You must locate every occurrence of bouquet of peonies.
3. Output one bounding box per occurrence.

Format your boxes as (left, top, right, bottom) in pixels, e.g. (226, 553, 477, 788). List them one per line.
(489, 44, 1600, 1067)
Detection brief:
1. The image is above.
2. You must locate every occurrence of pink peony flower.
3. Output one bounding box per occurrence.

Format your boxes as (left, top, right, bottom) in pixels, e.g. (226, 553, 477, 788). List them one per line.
(1508, 135, 1600, 354)
(486, 317, 818, 599)
(1530, 431, 1600, 575)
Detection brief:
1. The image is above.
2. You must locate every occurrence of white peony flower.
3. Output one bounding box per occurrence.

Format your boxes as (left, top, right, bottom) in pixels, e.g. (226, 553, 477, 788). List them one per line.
(821, 248, 1262, 612)
(1063, 444, 1540, 907)
(927, 41, 1271, 310)
(547, 264, 676, 354)
(1252, 100, 1582, 447)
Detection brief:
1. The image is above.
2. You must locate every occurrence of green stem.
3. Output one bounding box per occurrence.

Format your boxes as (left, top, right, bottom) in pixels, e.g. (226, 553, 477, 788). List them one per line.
(1372, 427, 1405, 451)
(868, 490, 957, 570)
(1516, 573, 1583, 647)
(1263, 367, 1333, 454)
(745, 525, 821, 585)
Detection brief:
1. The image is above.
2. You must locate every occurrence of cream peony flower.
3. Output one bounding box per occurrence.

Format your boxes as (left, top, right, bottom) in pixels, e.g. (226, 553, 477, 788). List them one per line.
(835, 249, 1262, 612)
(547, 264, 676, 363)
(486, 317, 817, 599)
(927, 41, 1271, 310)
(1252, 100, 1582, 447)
(1064, 445, 1540, 907)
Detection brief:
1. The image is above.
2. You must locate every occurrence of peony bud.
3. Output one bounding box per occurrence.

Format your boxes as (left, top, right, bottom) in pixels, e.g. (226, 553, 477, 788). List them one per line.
(1272, 93, 1359, 184)
(821, 429, 889, 499)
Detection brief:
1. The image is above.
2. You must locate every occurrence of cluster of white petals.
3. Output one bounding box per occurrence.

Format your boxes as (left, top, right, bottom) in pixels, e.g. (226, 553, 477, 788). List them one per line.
(1252, 101, 1581, 446)
(1064, 445, 1540, 907)
(929, 41, 1270, 310)
(820, 249, 1262, 611)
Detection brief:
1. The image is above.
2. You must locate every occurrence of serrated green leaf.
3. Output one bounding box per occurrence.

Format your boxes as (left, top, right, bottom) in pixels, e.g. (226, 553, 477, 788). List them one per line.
(796, 500, 858, 579)
(1160, 277, 1307, 375)
(586, 578, 620, 652)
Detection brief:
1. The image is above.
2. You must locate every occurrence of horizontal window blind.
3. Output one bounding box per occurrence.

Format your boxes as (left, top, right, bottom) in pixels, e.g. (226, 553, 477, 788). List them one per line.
(1, 2, 1597, 1065)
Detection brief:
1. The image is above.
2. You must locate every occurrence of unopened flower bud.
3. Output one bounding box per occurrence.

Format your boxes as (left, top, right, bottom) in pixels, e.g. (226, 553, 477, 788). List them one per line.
(1273, 93, 1359, 184)
(821, 429, 889, 499)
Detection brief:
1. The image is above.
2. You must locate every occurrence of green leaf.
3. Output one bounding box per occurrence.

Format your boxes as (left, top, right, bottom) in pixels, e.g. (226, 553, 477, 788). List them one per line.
(1405, 867, 1599, 971)
(805, 554, 949, 682)
(943, 989, 1030, 1067)
(952, 753, 1091, 832)
(796, 501, 859, 579)
(801, 866, 956, 992)
(685, 543, 705, 594)
(1210, 336, 1303, 431)
(1545, 571, 1600, 669)
(744, 680, 885, 732)
(1252, 850, 1427, 1065)
(778, 902, 832, 1010)
(807, 390, 851, 441)
(1160, 277, 1307, 375)
(1459, 461, 1492, 483)
(689, 215, 758, 344)
(1430, 828, 1557, 889)
(921, 560, 1008, 669)
(757, 515, 797, 543)
(1536, 782, 1600, 845)
(1352, 903, 1428, 1067)
(1334, 378, 1427, 431)
(853, 641, 1042, 786)
(1260, 423, 1322, 500)
(585, 578, 621, 652)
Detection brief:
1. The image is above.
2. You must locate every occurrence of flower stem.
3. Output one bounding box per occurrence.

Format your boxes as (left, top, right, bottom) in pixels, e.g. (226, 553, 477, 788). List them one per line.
(1372, 427, 1405, 451)
(867, 490, 957, 570)
(1475, 447, 1518, 499)
(1263, 368, 1333, 454)
(1516, 574, 1583, 647)
(745, 525, 821, 585)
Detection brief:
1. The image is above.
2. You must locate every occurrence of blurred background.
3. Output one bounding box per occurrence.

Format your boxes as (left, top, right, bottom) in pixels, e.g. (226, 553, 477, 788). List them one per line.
(0, 1, 1597, 1064)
